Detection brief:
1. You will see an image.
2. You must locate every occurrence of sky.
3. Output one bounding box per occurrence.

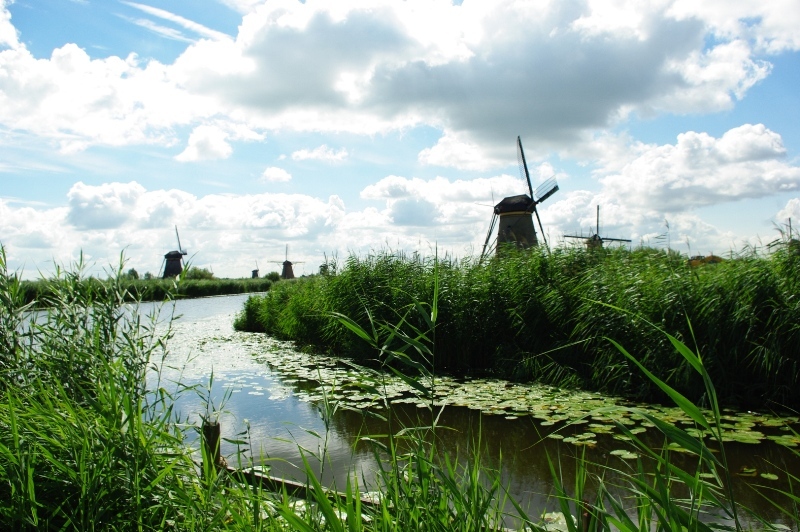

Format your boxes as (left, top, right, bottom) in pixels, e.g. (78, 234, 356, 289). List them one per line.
(1, 0, 799, 279)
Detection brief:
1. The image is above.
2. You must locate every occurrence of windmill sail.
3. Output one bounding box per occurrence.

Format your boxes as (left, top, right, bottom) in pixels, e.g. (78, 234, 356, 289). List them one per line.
(564, 205, 630, 248)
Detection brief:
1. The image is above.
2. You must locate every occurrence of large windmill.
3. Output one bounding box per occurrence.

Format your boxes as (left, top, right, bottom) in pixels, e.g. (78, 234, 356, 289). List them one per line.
(480, 136, 559, 259)
(161, 226, 188, 278)
(564, 205, 631, 249)
(270, 245, 304, 279)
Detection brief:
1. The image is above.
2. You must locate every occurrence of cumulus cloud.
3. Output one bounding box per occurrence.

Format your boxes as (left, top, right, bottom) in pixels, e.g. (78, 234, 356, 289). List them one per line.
(0, 43, 214, 151)
(261, 166, 292, 182)
(418, 135, 506, 171)
(291, 145, 348, 162)
(0, 0, 19, 49)
(175, 125, 233, 161)
(67, 181, 145, 230)
(598, 124, 800, 213)
(0, 0, 795, 165)
(777, 198, 800, 225)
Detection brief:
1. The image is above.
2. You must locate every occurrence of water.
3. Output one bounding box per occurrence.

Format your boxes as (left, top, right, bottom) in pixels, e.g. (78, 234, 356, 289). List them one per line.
(149, 293, 800, 526)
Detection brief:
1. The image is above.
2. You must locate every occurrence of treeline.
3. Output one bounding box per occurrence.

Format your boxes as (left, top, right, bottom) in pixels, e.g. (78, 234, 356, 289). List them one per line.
(234, 244, 800, 410)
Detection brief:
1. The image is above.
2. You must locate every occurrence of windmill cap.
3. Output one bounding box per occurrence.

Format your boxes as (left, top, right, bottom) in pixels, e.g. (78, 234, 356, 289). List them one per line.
(494, 194, 534, 214)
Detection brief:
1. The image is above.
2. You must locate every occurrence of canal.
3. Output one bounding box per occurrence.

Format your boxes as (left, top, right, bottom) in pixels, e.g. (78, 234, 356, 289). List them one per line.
(149, 293, 800, 527)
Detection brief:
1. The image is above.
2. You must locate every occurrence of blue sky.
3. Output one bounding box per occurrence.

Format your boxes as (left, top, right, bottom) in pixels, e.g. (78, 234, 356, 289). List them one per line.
(1, 0, 799, 278)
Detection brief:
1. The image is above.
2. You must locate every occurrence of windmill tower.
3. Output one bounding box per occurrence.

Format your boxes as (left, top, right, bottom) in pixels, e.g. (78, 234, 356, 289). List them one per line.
(480, 136, 559, 259)
(271, 245, 304, 279)
(251, 260, 259, 279)
(564, 205, 631, 249)
(162, 226, 188, 278)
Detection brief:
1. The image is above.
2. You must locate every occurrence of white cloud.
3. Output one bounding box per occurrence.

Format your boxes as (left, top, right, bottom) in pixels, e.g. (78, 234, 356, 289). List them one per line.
(261, 166, 292, 182)
(418, 134, 506, 171)
(67, 181, 146, 230)
(777, 198, 800, 226)
(0, 0, 19, 49)
(291, 145, 348, 162)
(1, 0, 795, 164)
(122, 2, 231, 41)
(598, 124, 800, 213)
(668, 0, 800, 53)
(175, 125, 233, 161)
(0, 44, 214, 151)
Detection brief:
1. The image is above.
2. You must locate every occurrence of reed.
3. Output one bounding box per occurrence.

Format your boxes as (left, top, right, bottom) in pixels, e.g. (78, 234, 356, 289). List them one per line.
(18, 276, 275, 306)
(234, 244, 800, 410)
(3, 243, 797, 531)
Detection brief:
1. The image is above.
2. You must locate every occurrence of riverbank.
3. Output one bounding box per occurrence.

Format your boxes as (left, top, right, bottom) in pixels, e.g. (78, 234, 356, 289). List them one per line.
(18, 274, 276, 304)
(233, 244, 800, 411)
(2, 248, 799, 530)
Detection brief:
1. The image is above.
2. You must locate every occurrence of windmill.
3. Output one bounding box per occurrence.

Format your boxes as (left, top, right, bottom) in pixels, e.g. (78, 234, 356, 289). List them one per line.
(252, 260, 259, 279)
(564, 205, 631, 249)
(480, 136, 559, 259)
(162, 226, 188, 278)
(270, 245, 304, 279)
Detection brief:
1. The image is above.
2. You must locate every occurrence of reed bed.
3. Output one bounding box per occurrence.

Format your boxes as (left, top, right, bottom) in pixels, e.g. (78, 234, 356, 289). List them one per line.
(234, 244, 800, 410)
(18, 276, 275, 305)
(3, 243, 798, 530)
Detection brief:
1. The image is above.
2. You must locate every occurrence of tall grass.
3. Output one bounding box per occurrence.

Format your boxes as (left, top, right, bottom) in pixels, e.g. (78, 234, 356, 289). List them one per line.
(0, 247, 284, 530)
(18, 276, 275, 306)
(235, 245, 800, 410)
(3, 242, 797, 531)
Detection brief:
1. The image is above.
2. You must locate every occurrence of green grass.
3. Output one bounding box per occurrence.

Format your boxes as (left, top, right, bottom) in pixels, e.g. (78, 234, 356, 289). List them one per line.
(234, 244, 800, 410)
(18, 275, 276, 306)
(3, 242, 799, 531)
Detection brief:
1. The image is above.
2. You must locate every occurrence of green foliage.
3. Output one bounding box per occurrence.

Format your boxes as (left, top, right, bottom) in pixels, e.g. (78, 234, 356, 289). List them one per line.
(184, 266, 215, 280)
(235, 246, 800, 410)
(0, 247, 285, 531)
(19, 276, 274, 305)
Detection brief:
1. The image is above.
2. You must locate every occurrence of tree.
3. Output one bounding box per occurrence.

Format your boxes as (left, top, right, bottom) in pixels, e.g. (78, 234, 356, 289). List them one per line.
(126, 268, 139, 280)
(184, 267, 214, 280)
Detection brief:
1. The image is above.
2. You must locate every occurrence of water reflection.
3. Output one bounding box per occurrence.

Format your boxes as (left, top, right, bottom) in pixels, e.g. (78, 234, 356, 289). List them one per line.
(151, 294, 799, 527)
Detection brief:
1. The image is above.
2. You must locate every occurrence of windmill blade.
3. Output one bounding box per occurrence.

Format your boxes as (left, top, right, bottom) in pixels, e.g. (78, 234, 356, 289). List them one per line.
(516, 136, 534, 199)
(601, 237, 632, 243)
(533, 177, 559, 204)
(532, 205, 548, 249)
(480, 212, 499, 261)
(596, 205, 600, 235)
(175, 226, 184, 253)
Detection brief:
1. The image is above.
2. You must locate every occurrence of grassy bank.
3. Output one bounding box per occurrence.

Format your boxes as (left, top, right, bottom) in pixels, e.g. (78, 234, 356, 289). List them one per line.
(18, 275, 276, 305)
(234, 244, 800, 410)
(2, 245, 798, 530)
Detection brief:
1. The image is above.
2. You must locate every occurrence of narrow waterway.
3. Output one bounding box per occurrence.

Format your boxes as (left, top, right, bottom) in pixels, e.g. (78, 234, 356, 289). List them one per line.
(148, 293, 800, 527)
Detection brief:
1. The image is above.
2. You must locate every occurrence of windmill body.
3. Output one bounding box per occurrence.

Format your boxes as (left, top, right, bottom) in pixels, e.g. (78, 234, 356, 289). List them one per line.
(280, 260, 295, 280)
(480, 137, 558, 259)
(495, 194, 538, 249)
(162, 226, 188, 278)
(270, 245, 304, 279)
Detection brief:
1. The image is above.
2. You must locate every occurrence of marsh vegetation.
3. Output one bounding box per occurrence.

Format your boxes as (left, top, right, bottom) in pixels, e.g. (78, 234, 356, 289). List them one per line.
(235, 244, 800, 411)
(2, 244, 800, 530)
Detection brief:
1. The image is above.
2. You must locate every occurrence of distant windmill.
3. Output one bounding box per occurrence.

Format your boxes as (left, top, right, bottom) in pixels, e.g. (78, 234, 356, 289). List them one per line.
(270, 245, 304, 279)
(252, 260, 259, 279)
(161, 226, 188, 278)
(564, 205, 631, 249)
(480, 136, 559, 259)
